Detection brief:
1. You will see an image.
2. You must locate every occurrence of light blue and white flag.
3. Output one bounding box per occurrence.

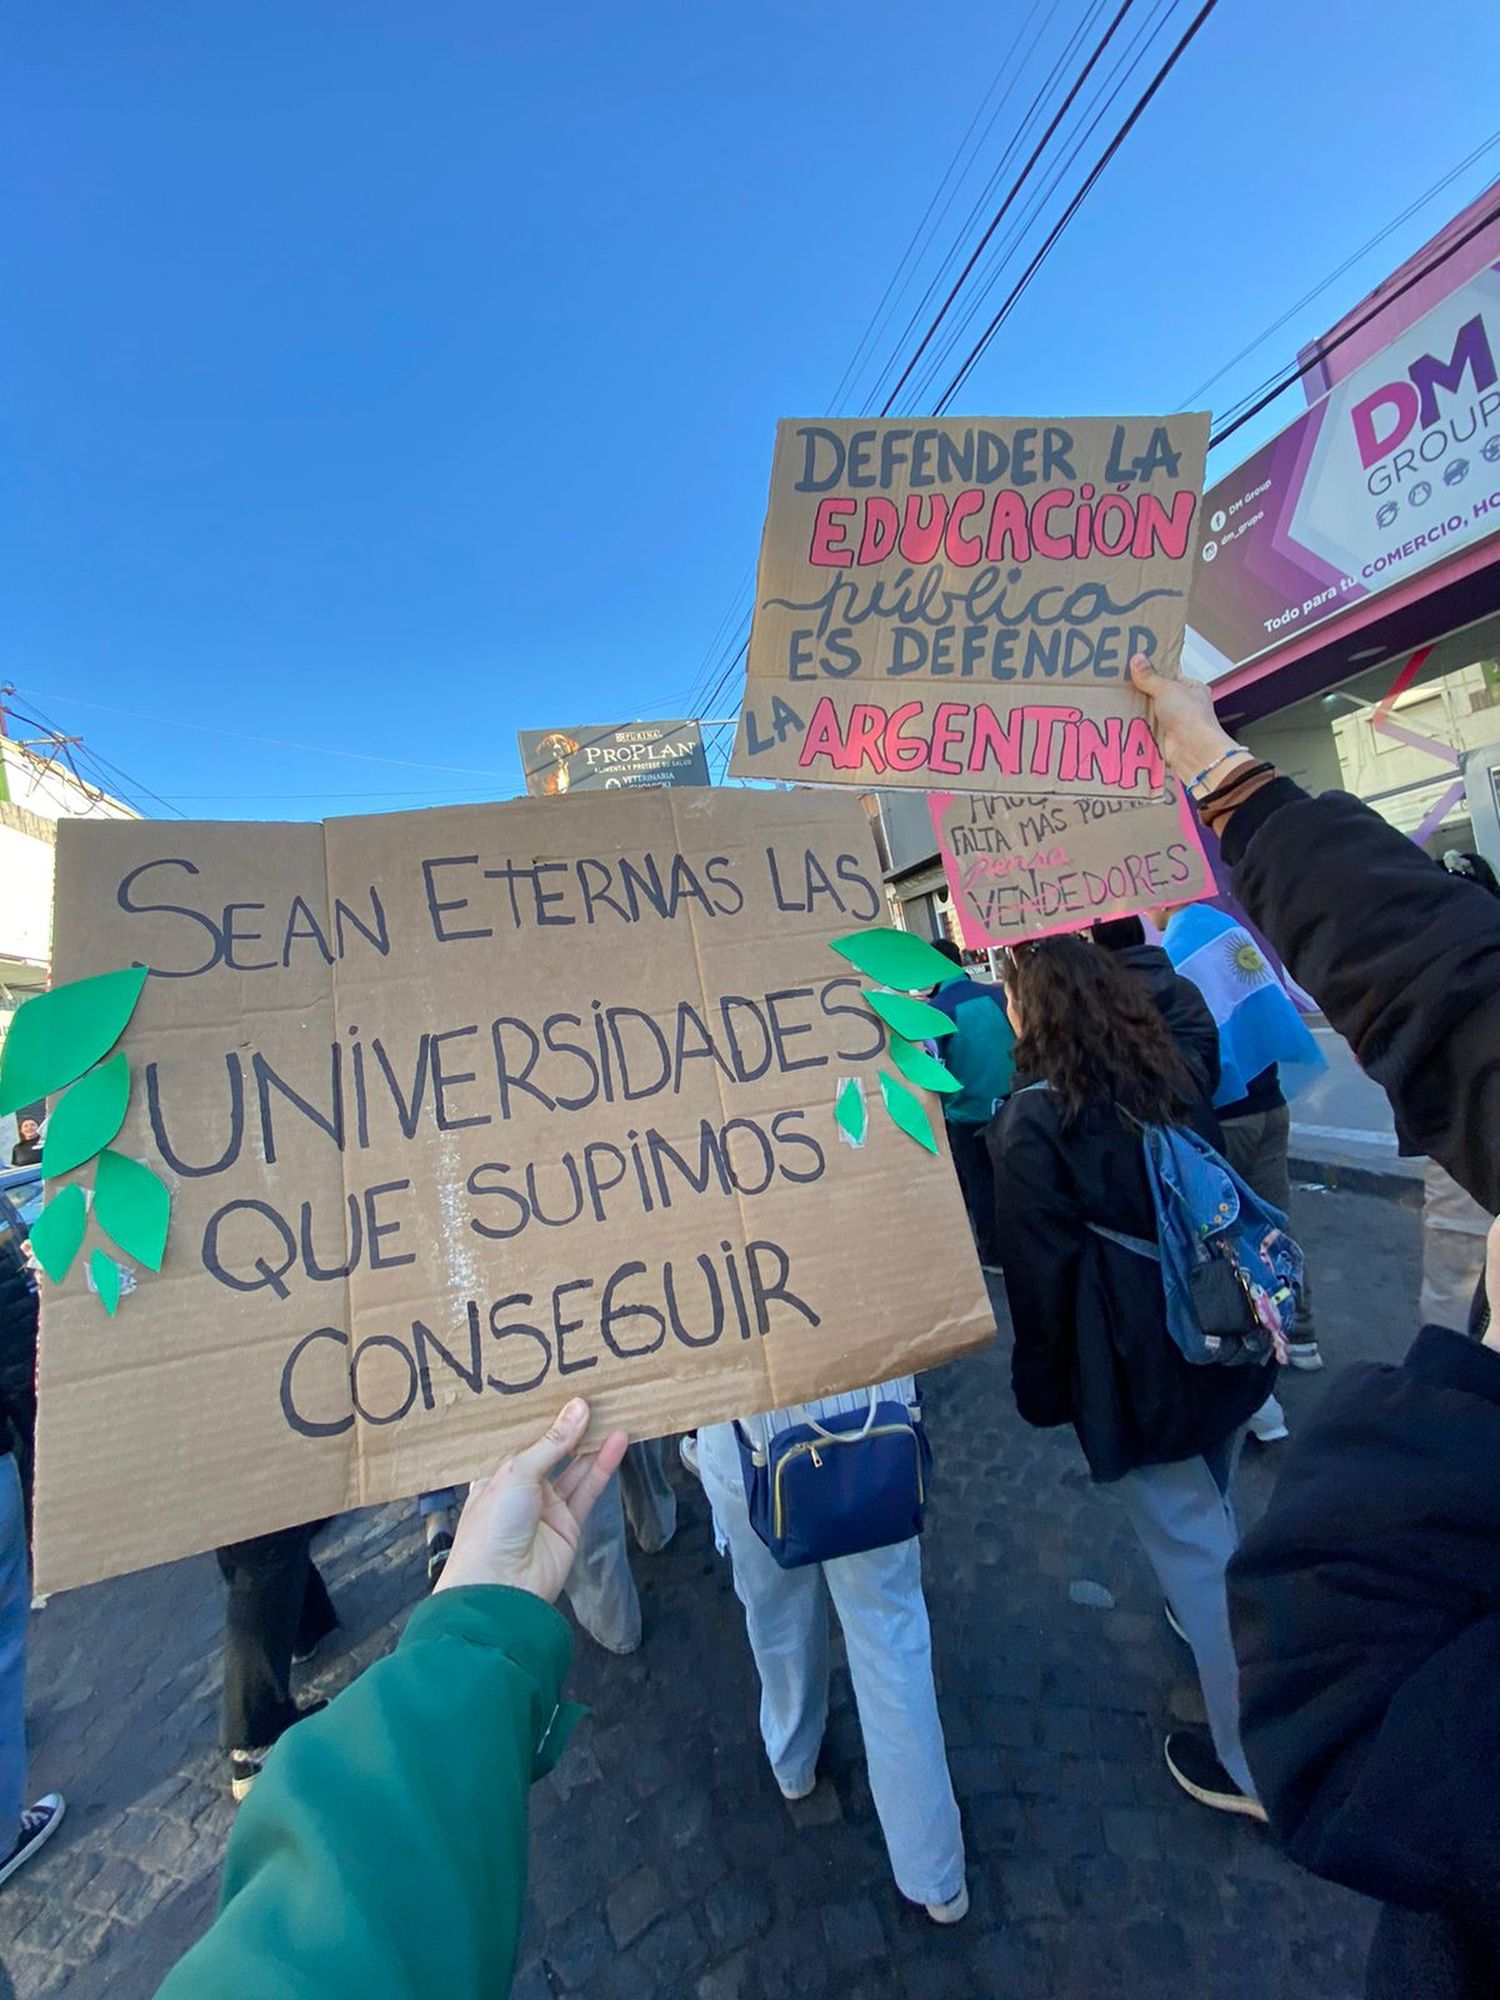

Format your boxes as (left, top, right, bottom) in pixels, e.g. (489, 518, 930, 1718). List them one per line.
(1163, 904, 1327, 1109)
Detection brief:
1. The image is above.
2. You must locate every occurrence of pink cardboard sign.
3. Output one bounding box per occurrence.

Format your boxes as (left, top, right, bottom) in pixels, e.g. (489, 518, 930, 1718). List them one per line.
(930, 782, 1213, 948)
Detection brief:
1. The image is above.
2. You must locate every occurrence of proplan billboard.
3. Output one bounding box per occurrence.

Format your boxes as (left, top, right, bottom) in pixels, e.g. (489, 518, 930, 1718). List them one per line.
(518, 722, 710, 797)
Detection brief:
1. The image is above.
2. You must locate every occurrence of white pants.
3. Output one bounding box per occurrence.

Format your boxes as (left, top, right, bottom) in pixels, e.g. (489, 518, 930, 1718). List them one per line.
(1114, 1431, 1255, 1796)
(697, 1421, 966, 1906)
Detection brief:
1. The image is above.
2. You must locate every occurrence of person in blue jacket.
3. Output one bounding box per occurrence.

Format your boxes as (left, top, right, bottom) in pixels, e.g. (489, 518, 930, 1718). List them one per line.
(927, 939, 1015, 1269)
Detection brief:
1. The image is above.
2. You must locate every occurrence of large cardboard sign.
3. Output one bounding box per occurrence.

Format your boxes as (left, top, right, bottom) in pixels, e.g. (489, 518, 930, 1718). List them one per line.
(729, 414, 1209, 793)
(35, 790, 993, 1590)
(930, 783, 1213, 948)
(518, 721, 710, 796)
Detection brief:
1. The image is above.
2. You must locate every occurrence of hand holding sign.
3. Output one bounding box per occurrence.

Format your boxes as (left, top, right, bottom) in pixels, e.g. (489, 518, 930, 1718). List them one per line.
(436, 1398, 630, 1603)
(1127, 651, 1240, 789)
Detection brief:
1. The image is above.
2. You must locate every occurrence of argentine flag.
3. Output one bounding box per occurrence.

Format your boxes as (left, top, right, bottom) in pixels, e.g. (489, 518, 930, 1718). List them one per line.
(1163, 904, 1327, 1109)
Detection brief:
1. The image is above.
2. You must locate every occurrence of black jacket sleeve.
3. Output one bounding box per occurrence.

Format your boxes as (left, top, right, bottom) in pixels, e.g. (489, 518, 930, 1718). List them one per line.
(1162, 971, 1222, 1101)
(1229, 1327, 1500, 1929)
(1222, 780, 1500, 1212)
(988, 1097, 1081, 1430)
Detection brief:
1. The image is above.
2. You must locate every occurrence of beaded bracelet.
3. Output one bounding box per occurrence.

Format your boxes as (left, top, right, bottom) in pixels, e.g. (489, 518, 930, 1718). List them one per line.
(1187, 745, 1252, 798)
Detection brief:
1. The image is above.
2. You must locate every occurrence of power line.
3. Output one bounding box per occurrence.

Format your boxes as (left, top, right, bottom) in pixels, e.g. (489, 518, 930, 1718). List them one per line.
(854, 0, 1108, 416)
(825, 0, 1059, 415)
(904, 0, 1180, 410)
(8, 685, 524, 783)
(699, 0, 1217, 734)
(933, 0, 1221, 411)
(1, 690, 190, 820)
(1179, 134, 1500, 412)
(680, 0, 1132, 730)
(879, 0, 1141, 415)
(1207, 190, 1500, 451)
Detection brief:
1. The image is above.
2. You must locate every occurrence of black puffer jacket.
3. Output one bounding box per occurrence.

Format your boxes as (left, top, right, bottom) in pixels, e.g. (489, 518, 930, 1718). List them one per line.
(1107, 941, 1222, 1100)
(990, 1085, 1273, 1482)
(1224, 779, 1500, 1214)
(1232, 1328, 1500, 1998)
(1223, 779, 1500, 1997)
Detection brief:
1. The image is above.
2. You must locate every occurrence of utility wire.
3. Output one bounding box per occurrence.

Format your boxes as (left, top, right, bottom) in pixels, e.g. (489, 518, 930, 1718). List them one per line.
(1, 691, 189, 819)
(933, 0, 1218, 411)
(1179, 135, 1500, 413)
(906, 0, 1180, 410)
(879, 0, 1142, 414)
(856, 0, 1109, 415)
(683, 0, 1077, 718)
(692, 0, 1141, 729)
(9, 685, 524, 783)
(1207, 191, 1500, 451)
(827, 0, 1058, 414)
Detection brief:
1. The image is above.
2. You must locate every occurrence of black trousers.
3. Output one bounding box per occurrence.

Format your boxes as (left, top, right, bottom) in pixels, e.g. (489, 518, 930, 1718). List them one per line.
(949, 1119, 999, 1263)
(215, 1523, 337, 1750)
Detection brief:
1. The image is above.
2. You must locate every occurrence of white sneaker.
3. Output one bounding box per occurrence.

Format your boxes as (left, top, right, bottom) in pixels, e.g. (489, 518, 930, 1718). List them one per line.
(678, 1433, 701, 1481)
(1248, 1412, 1289, 1443)
(1287, 1340, 1324, 1372)
(925, 1882, 969, 1925)
(778, 1773, 817, 1802)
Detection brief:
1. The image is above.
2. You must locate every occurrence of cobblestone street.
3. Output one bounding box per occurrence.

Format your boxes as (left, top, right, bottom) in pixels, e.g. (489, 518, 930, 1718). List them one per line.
(0, 1184, 1419, 2000)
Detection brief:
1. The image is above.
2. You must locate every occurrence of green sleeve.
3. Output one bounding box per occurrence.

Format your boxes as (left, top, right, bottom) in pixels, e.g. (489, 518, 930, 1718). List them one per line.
(156, 1586, 577, 2000)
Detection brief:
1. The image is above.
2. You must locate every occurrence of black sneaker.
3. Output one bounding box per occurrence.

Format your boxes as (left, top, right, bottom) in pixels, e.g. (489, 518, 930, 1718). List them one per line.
(229, 1699, 329, 1802)
(0, 1796, 64, 1887)
(1164, 1731, 1267, 1821)
(426, 1530, 455, 1589)
(292, 1623, 337, 1667)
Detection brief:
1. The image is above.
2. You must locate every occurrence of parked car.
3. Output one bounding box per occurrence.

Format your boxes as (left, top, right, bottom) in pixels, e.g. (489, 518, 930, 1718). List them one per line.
(0, 1167, 44, 1293)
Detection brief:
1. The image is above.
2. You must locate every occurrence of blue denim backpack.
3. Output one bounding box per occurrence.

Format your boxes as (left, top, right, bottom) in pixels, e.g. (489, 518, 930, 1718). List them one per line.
(1093, 1121, 1303, 1368)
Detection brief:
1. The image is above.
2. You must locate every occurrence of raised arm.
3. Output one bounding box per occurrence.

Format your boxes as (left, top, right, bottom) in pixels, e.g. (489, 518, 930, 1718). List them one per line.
(1131, 655, 1500, 1212)
(157, 1401, 628, 2000)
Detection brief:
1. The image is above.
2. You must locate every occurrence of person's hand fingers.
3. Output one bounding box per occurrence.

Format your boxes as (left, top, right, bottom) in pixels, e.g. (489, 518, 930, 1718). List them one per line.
(562, 1430, 630, 1527)
(503, 1398, 594, 1489)
(1130, 649, 1178, 691)
(553, 1427, 632, 1505)
(553, 1452, 599, 1504)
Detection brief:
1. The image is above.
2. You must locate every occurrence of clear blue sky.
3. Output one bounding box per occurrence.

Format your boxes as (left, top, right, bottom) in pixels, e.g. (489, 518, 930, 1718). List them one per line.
(4, 1, 1496, 820)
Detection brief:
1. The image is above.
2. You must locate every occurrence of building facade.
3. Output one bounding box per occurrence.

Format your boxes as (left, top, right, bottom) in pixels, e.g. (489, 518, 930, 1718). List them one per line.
(875, 190, 1500, 928)
(0, 735, 135, 1153)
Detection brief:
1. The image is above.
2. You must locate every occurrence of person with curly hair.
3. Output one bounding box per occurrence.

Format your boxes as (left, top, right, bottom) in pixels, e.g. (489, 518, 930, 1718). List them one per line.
(987, 936, 1277, 1819)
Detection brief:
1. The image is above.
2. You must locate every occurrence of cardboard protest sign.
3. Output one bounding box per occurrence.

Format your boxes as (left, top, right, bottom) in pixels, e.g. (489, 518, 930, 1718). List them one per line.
(729, 415, 1209, 795)
(34, 790, 994, 1590)
(930, 785, 1214, 949)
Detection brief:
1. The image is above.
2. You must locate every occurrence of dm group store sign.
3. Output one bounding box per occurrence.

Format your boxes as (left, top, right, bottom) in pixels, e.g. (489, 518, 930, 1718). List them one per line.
(1185, 259, 1500, 683)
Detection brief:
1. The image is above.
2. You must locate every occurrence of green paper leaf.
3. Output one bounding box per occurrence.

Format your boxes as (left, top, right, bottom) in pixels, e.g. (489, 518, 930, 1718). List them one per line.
(863, 989, 956, 1042)
(0, 966, 148, 1116)
(90, 1249, 122, 1317)
(888, 1035, 961, 1094)
(834, 1076, 868, 1146)
(95, 1148, 171, 1272)
(878, 1071, 940, 1154)
(29, 1184, 88, 1284)
(829, 927, 961, 992)
(42, 1053, 131, 1179)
